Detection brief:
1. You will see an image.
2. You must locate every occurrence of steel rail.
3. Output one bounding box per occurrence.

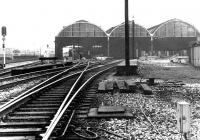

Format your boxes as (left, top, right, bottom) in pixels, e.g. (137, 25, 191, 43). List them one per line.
(0, 68, 82, 119)
(0, 70, 63, 89)
(40, 62, 90, 138)
(0, 63, 86, 89)
(0, 61, 116, 118)
(42, 65, 115, 140)
(0, 65, 70, 83)
(0, 63, 82, 116)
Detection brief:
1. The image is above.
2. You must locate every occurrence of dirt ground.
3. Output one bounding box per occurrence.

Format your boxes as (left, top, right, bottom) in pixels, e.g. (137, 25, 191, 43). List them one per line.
(107, 59, 200, 84)
(138, 59, 200, 84)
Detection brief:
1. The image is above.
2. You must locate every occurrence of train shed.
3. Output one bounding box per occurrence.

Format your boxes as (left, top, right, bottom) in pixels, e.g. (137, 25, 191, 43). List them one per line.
(55, 20, 108, 59)
(148, 18, 200, 57)
(107, 20, 151, 59)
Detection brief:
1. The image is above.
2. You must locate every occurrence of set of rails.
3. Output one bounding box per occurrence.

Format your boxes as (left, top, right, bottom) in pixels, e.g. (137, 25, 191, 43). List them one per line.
(0, 59, 196, 140)
(0, 62, 88, 108)
(0, 60, 120, 140)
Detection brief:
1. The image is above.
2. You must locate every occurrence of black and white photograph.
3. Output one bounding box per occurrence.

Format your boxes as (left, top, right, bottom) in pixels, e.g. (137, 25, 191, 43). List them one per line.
(0, 0, 200, 139)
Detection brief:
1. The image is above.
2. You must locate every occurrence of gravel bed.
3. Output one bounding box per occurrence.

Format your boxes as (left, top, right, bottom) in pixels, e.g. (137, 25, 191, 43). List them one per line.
(0, 78, 26, 86)
(87, 91, 181, 140)
(77, 84, 200, 140)
(0, 78, 47, 103)
(73, 60, 200, 140)
(0, 73, 53, 86)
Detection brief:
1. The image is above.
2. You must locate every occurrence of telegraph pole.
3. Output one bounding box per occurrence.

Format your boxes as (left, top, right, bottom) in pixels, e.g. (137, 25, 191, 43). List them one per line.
(125, 0, 130, 66)
(132, 18, 135, 59)
(1, 26, 6, 68)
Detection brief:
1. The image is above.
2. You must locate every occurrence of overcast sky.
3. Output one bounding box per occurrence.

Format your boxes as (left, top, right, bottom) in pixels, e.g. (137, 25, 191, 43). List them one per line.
(0, 0, 199, 51)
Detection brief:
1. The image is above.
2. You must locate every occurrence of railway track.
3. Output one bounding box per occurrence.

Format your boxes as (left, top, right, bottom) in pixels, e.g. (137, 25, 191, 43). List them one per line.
(0, 62, 84, 90)
(0, 60, 120, 140)
(0, 60, 106, 91)
(0, 62, 92, 108)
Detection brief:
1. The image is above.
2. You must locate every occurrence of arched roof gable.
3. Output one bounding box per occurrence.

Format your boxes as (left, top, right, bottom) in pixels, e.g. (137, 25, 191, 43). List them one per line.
(149, 18, 200, 36)
(57, 20, 108, 37)
(109, 20, 151, 37)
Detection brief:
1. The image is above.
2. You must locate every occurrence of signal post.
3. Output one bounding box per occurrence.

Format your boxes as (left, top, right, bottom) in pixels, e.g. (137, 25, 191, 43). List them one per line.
(1, 26, 6, 68)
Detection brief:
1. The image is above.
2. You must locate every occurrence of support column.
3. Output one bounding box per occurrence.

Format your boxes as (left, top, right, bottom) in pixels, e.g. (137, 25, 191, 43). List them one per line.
(107, 36, 110, 57)
(150, 36, 154, 56)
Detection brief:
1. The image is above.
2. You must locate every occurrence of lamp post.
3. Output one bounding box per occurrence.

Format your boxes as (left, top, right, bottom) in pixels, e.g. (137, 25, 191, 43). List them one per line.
(1, 26, 6, 68)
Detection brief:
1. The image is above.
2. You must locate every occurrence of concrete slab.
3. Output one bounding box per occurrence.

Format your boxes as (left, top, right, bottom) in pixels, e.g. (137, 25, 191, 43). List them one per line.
(98, 81, 106, 91)
(98, 106, 125, 114)
(87, 108, 133, 118)
(116, 80, 126, 90)
(125, 80, 137, 91)
(105, 80, 114, 90)
(140, 84, 152, 95)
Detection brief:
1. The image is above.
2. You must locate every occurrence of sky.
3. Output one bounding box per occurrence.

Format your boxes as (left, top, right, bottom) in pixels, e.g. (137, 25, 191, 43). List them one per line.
(0, 0, 199, 51)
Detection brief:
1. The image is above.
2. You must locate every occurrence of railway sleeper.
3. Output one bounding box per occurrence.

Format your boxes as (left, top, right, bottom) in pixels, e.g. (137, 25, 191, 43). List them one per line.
(78, 106, 90, 110)
(35, 98, 64, 101)
(0, 136, 36, 140)
(25, 103, 61, 107)
(38, 95, 65, 97)
(0, 121, 49, 128)
(10, 111, 56, 116)
(0, 128, 45, 136)
(52, 86, 72, 90)
(35, 97, 64, 101)
(18, 107, 58, 111)
(6, 115, 52, 121)
(41, 93, 67, 96)
(78, 103, 91, 108)
(83, 97, 95, 100)
(85, 94, 96, 98)
(86, 91, 97, 94)
(81, 100, 93, 104)
(75, 110, 89, 115)
(75, 114, 88, 118)
(44, 91, 69, 94)
(31, 100, 62, 104)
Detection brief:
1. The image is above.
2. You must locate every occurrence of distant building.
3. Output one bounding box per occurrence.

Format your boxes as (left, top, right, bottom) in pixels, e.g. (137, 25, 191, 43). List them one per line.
(0, 48, 13, 58)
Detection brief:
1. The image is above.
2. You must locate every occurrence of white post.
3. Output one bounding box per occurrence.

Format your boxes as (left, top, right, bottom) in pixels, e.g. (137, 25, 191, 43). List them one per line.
(1, 26, 6, 68)
(176, 101, 190, 139)
(2, 37, 5, 68)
